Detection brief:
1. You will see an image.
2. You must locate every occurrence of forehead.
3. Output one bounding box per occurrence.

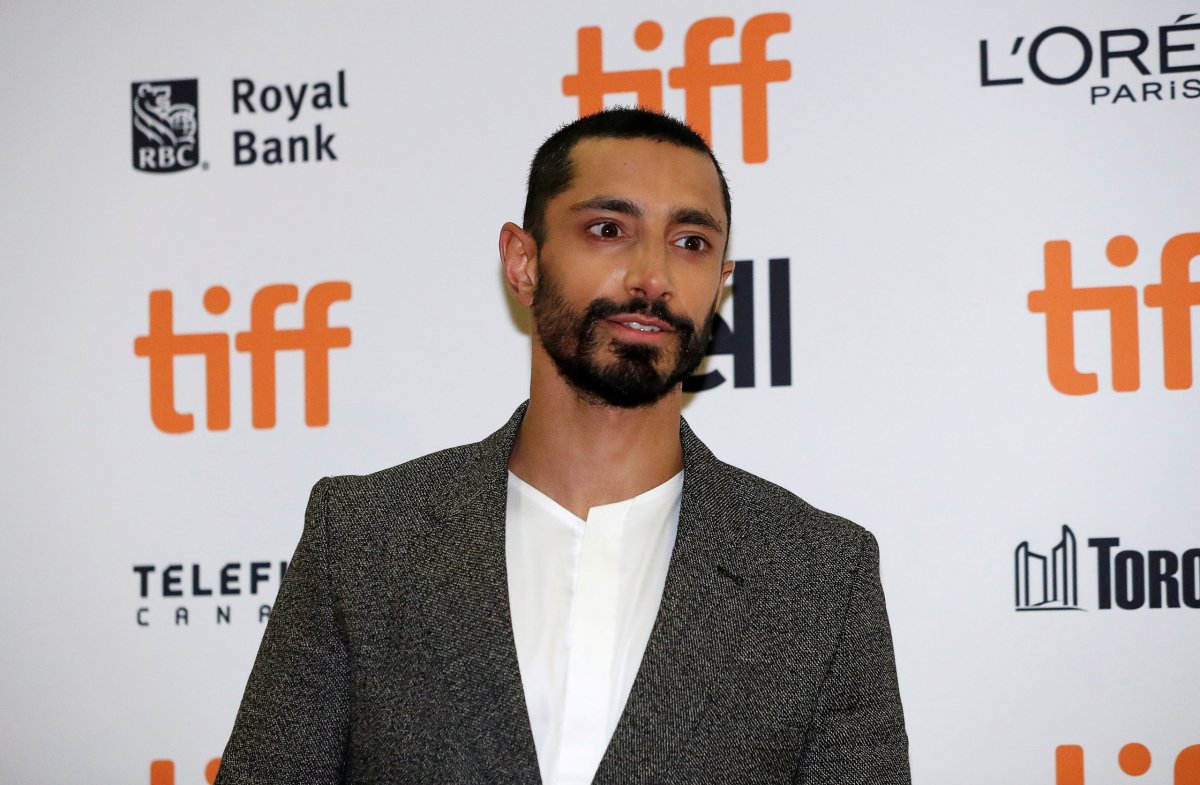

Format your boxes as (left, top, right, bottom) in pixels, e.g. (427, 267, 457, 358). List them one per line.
(559, 137, 726, 224)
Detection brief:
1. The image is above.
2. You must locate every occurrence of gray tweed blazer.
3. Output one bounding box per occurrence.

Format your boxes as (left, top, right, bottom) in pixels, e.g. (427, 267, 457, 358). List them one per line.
(214, 403, 910, 784)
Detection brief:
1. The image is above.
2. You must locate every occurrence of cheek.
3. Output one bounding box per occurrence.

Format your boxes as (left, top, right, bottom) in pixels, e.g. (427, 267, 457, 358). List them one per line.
(679, 268, 724, 310)
(546, 258, 625, 303)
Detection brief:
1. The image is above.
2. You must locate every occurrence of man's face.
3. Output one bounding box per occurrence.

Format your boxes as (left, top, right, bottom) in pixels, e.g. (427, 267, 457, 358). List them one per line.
(530, 137, 732, 408)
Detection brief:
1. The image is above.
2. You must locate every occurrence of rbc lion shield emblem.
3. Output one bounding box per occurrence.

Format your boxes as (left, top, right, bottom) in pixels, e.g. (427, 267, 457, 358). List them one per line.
(131, 79, 199, 173)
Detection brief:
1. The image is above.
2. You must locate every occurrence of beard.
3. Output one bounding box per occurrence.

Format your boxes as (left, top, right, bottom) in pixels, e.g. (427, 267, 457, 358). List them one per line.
(531, 269, 715, 408)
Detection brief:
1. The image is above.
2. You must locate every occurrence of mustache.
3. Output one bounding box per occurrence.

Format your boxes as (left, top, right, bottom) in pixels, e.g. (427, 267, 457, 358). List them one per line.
(582, 298, 697, 336)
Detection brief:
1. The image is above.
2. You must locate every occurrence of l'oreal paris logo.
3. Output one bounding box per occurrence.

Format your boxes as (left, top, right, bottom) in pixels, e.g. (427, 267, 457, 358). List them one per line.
(979, 14, 1200, 105)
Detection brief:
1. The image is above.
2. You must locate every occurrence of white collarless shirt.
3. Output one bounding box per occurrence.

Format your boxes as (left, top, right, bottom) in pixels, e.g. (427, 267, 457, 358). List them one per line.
(505, 470, 683, 785)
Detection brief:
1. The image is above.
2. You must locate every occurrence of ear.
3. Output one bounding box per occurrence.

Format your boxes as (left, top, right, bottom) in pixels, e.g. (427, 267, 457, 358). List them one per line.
(500, 222, 538, 307)
(719, 258, 735, 287)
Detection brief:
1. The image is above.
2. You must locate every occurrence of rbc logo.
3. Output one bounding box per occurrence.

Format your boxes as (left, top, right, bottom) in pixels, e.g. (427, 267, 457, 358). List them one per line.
(133, 283, 351, 433)
(564, 14, 791, 163)
(131, 79, 199, 173)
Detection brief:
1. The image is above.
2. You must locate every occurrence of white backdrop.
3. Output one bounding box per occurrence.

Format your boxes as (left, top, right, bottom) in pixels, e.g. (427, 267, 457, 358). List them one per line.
(2, 1, 1197, 783)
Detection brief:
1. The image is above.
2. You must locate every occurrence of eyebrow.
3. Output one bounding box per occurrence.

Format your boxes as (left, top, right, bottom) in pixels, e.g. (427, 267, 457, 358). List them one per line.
(569, 196, 643, 218)
(668, 207, 724, 234)
(569, 196, 725, 234)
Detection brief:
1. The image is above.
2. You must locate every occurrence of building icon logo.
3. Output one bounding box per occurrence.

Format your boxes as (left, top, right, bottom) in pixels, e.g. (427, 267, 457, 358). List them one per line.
(131, 79, 199, 173)
(1015, 525, 1084, 611)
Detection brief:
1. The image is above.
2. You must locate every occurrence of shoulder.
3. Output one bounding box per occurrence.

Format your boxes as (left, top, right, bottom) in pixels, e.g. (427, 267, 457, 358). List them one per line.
(310, 440, 484, 522)
(708, 459, 875, 575)
(681, 416, 872, 568)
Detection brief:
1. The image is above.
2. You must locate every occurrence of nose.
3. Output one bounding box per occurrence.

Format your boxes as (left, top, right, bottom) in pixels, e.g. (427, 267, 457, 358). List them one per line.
(623, 242, 674, 302)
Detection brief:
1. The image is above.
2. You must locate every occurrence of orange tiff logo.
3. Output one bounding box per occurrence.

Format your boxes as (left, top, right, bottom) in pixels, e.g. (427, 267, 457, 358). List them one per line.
(133, 282, 351, 433)
(149, 758, 219, 785)
(1057, 743, 1200, 784)
(563, 13, 791, 163)
(1028, 233, 1200, 394)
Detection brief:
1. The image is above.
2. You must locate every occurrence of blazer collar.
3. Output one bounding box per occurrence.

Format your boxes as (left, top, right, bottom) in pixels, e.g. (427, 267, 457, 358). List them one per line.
(446, 401, 751, 781)
(464, 401, 749, 579)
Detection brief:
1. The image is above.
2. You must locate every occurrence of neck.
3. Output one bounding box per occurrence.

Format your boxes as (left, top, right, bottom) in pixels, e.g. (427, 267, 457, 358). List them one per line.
(508, 347, 684, 520)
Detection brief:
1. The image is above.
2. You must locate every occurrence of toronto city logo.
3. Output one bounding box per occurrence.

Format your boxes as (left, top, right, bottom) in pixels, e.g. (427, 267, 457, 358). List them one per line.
(131, 79, 199, 173)
(564, 13, 791, 163)
(1028, 232, 1200, 394)
(1014, 525, 1081, 611)
(979, 14, 1200, 106)
(133, 282, 352, 433)
(1015, 526, 1200, 611)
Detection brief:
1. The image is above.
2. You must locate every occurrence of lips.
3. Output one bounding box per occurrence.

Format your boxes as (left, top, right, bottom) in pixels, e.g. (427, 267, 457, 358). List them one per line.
(607, 314, 675, 333)
(581, 297, 696, 342)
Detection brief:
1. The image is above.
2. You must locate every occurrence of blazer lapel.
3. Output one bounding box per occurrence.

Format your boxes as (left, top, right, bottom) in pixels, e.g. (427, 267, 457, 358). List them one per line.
(427, 403, 542, 781)
(428, 406, 750, 783)
(592, 418, 751, 783)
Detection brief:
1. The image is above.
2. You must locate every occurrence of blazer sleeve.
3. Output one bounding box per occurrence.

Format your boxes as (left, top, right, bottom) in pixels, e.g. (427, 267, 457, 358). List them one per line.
(214, 477, 351, 785)
(793, 529, 911, 785)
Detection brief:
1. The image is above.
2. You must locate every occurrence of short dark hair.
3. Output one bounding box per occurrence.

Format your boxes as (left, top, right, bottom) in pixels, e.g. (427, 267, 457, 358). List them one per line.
(522, 107, 731, 249)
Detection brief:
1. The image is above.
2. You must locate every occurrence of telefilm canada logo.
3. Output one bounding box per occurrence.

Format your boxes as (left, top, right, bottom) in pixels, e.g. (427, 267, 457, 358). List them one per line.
(131, 79, 199, 173)
(1015, 526, 1200, 611)
(132, 559, 288, 627)
(979, 13, 1200, 106)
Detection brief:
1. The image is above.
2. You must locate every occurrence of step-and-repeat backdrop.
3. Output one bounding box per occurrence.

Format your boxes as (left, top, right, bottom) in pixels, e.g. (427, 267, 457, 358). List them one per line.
(2, 1, 1197, 783)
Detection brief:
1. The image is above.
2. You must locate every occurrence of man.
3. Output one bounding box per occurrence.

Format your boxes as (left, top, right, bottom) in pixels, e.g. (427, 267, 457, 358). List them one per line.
(214, 108, 909, 785)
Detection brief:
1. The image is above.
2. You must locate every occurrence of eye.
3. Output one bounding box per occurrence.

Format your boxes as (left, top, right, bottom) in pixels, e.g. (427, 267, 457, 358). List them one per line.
(672, 235, 710, 253)
(587, 221, 625, 239)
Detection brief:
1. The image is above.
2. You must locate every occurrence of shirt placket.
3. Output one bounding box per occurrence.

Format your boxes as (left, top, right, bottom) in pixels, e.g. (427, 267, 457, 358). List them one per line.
(553, 500, 629, 785)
